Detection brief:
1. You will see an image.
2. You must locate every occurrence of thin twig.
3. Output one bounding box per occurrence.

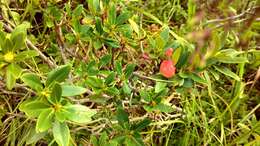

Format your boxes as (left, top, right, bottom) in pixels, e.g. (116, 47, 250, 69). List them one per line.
(54, 16, 68, 64)
(204, 6, 259, 25)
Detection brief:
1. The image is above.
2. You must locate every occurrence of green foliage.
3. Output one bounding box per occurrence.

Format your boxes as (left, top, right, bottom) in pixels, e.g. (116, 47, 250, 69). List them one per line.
(0, 0, 259, 146)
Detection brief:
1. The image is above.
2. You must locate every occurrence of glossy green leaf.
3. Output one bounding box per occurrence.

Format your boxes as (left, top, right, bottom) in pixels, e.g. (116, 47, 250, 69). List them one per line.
(63, 104, 96, 123)
(36, 108, 54, 132)
(46, 65, 71, 87)
(214, 66, 240, 81)
(155, 82, 167, 93)
(160, 27, 169, 42)
(108, 4, 116, 25)
(53, 122, 70, 146)
(125, 136, 143, 146)
(21, 73, 43, 92)
(87, 0, 100, 14)
(99, 132, 109, 146)
(15, 50, 39, 62)
(155, 103, 174, 113)
(50, 83, 62, 103)
(106, 86, 120, 95)
(19, 100, 51, 117)
(189, 73, 208, 85)
(85, 76, 104, 89)
(125, 64, 135, 79)
(72, 5, 83, 17)
(6, 67, 16, 90)
(95, 17, 103, 35)
(140, 90, 151, 102)
(55, 110, 67, 123)
(122, 81, 131, 95)
(115, 60, 123, 76)
(172, 47, 182, 65)
(61, 85, 87, 96)
(99, 54, 112, 67)
(6, 64, 22, 90)
(116, 107, 129, 126)
(8, 63, 23, 78)
(3, 38, 13, 52)
(116, 11, 131, 25)
(90, 135, 99, 146)
(128, 19, 139, 36)
(105, 72, 116, 85)
(26, 127, 47, 144)
(10, 22, 29, 50)
(133, 118, 151, 131)
(104, 38, 120, 48)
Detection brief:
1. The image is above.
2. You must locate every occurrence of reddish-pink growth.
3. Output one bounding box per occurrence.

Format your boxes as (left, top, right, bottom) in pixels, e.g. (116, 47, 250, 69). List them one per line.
(142, 52, 150, 60)
(160, 60, 176, 78)
(165, 48, 174, 57)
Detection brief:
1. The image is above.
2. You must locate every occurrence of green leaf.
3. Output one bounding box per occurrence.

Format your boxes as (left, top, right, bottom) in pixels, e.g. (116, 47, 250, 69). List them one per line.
(155, 103, 174, 113)
(116, 11, 131, 25)
(11, 32, 26, 51)
(106, 86, 120, 95)
(155, 82, 167, 93)
(214, 66, 240, 81)
(55, 110, 67, 122)
(183, 78, 194, 88)
(172, 47, 182, 65)
(122, 81, 131, 95)
(7, 63, 23, 78)
(140, 90, 152, 102)
(45, 65, 71, 87)
(124, 64, 135, 79)
(99, 54, 112, 67)
(10, 22, 29, 50)
(19, 100, 51, 117)
(53, 122, 70, 146)
(61, 85, 87, 96)
(128, 18, 139, 36)
(36, 108, 54, 132)
(125, 136, 143, 146)
(105, 72, 116, 85)
(104, 38, 120, 48)
(6, 67, 16, 90)
(21, 73, 43, 92)
(50, 83, 62, 103)
(215, 56, 248, 64)
(3, 38, 13, 52)
(155, 35, 166, 50)
(133, 118, 151, 131)
(15, 50, 39, 62)
(63, 104, 96, 123)
(26, 127, 47, 144)
(6, 64, 22, 90)
(72, 5, 83, 17)
(108, 4, 116, 25)
(85, 76, 104, 89)
(93, 39, 103, 49)
(90, 135, 99, 146)
(116, 107, 129, 125)
(115, 60, 123, 76)
(95, 17, 103, 35)
(160, 26, 169, 42)
(176, 49, 190, 68)
(87, 0, 100, 14)
(100, 132, 109, 146)
(189, 73, 208, 85)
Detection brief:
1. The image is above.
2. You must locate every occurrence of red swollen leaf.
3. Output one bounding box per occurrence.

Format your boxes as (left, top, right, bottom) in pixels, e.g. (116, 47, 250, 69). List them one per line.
(160, 60, 176, 78)
(165, 48, 174, 57)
